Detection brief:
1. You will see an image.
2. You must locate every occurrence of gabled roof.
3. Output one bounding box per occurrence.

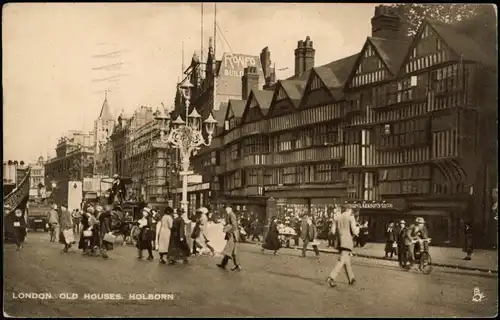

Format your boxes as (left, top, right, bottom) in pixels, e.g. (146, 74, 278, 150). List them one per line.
(214, 102, 229, 125)
(253, 90, 273, 116)
(428, 19, 496, 68)
(286, 69, 314, 82)
(368, 37, 411, 75)
(225, 99, 247, 121)
(316, 53, 360, 87)
(213, 102, 229, 137)
(281, 80, 306, 108)
(309, 53, 360, 101)
(343, 39, 394, 89)
(241, 89, 273, 123)
(267, 80, 306, 117)
(99, 93, 113, 120)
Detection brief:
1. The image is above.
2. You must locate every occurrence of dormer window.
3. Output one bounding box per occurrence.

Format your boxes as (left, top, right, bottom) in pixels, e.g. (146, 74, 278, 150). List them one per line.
(224, 120, 229, 131)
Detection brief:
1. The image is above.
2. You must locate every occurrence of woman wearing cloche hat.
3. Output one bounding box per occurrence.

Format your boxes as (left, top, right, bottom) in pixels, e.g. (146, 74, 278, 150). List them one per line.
(136, 207, 154, 260)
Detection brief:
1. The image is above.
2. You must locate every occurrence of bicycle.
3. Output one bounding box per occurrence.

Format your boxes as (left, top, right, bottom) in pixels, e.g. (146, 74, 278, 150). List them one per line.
(399, 238, 432, 274)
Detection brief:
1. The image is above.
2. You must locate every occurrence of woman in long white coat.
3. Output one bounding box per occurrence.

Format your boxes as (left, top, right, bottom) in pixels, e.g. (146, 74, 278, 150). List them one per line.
(156, 207, 173, 264)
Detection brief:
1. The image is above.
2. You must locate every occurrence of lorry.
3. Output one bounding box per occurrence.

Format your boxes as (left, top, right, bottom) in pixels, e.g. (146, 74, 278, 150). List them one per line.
(27, 201, 51, 232)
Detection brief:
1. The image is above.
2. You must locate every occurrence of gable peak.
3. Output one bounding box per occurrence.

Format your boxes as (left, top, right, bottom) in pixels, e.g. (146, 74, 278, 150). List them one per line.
(99, 90, 113, 120)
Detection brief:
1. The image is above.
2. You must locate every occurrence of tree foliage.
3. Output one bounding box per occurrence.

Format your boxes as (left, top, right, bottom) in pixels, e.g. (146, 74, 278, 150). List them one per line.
(390, 4, 494, 36)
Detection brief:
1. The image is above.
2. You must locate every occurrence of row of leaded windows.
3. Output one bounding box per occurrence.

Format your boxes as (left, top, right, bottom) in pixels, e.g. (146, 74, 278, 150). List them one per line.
(432, 130, 458, 159)
(224, 170, 242, 190)
(262, 163, 342, 185)
(379, 180, 431, 195)
(242, 136, 269, 155)
(379, 165, 431, 181)
(376, 147, 431, 165)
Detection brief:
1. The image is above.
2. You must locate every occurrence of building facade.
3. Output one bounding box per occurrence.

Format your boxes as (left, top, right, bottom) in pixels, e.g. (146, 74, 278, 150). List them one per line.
(172, 38, 272, 214)
(109, 106, 176, 206)
(191, 6, 497, 247)
(29, 156, 46, 198)
(44, 131, 95, 205)
(93, 92, 115, 177)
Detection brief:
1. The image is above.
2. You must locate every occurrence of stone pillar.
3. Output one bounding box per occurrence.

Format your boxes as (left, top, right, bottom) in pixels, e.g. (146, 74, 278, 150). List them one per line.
(264, 197, 277, 239)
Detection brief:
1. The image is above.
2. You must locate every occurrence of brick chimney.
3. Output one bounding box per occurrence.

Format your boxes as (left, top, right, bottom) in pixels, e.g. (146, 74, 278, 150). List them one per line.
(303, 36, 315, 72)
(242, 66, 259, 100)
(371, 5, 404, 39)
(294, 40, 305, 77)
(260, 47, 272, 82)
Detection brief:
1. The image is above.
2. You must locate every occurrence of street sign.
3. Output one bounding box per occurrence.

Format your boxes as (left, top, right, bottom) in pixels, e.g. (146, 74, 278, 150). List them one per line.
(179, 171, 194, 176)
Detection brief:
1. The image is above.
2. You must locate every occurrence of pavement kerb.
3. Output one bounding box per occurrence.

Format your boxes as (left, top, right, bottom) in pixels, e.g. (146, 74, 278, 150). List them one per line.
(245, 241, 498, 274)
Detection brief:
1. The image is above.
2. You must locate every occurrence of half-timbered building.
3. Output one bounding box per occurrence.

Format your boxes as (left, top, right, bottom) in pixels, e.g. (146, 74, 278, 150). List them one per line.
(190, 5, 497, 247)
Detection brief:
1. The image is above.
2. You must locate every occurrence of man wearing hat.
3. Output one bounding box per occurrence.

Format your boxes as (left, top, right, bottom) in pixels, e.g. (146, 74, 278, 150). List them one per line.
(396, 220, 407, 264)
(109, 174, 126, 205)
(404, 217, 429, 267)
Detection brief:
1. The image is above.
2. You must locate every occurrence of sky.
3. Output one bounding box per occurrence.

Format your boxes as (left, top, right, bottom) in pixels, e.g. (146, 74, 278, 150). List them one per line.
(3, 2, 378, 163)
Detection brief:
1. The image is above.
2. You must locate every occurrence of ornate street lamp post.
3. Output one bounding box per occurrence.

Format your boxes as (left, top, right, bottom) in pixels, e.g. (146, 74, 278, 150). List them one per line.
(155, 78, 217, 224)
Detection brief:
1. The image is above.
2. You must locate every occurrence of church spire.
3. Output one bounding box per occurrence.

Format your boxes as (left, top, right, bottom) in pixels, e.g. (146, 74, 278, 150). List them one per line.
(99, 90, 113, 120)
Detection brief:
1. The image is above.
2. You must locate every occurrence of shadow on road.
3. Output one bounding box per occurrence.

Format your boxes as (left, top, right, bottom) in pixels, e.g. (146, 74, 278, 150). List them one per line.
(441, 270, 498, 280)
(266, 269, 328, 287)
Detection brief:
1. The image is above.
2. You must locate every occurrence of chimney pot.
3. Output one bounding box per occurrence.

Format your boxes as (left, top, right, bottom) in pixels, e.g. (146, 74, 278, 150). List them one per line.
(372, 4, 403, 39)
(260, 46, 272, 82)
(303, 36, 315, 72)
(242, 66, 259, 100)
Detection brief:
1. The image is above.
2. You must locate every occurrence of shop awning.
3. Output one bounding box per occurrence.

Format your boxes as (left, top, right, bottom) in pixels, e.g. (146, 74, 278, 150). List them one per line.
(406, 210, 449, 217)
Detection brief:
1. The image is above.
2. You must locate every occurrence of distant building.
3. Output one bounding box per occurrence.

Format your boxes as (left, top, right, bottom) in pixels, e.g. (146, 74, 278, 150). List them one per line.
(109, 106, 176, 206)
(44, 130, 95, 205)
(93, 92, 115, 177)
(29, 156, 46, 198)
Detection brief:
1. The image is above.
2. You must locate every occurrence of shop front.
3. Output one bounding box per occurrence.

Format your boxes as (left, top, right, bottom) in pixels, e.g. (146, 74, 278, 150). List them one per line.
(263, 184, 347, 220)
(211, 194, 267, 223)
(354, 197, 468, 247)
(175, 182, 210, 216)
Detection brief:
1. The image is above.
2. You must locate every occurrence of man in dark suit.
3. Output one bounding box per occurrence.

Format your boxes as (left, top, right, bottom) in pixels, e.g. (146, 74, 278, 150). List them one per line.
(396, 220, 407, 264)
(109, 174, 127, 205)
(462, 220, 474, 260)
(301, 215, 320, 260)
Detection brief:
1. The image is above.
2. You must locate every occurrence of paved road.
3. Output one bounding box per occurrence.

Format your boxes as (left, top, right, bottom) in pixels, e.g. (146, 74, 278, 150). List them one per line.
(4, 232, 498, 317)
(297, 239, 499, 271)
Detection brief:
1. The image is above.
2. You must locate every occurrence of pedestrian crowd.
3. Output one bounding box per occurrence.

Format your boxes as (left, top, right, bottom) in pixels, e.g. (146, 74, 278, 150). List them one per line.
(6, 199, 477, 288)
(17, 200, 244, 271)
